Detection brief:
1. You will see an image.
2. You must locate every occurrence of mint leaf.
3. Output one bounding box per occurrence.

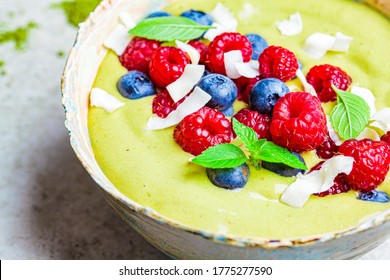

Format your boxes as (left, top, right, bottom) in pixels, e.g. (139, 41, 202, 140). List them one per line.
(330, 85, 370, 140)
(251, 140, 308, 170)
(191, 144, 247, 168)
(129, 16, 214, 41)
(232, 118, 258, 150)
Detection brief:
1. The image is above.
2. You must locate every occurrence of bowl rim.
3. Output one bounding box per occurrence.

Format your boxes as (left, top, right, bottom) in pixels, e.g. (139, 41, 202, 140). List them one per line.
(61, 0, 390, 249)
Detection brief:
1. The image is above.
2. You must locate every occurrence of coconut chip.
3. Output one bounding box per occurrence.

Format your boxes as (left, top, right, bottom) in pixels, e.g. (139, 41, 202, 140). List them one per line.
(280, 155, 354, 208)
(204, 3, 237, 41)
(224, 50, 243, 79)
(146, 86, 211, 130)
(166, 64, 205, 102)
(276, 12, 303, 36)
(235, 60, 259, 78)
(303, 32, 353, 59)
(175, 40, 201, 64)
(103, 24, 131, 56)
(90, 88, 125, 113)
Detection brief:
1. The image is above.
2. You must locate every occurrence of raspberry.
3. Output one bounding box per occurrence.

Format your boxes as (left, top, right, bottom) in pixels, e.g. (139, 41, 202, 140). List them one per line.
(119, 37, 161, 74)
(311, 161, 350, 197)
(174, 107, 233, 156)
(149, 46, 191, 88)
(316, 135, 339, 159)
(206, 32, 252, 75)
(338, 139, 390, 192)
(258, 45, 299, 82)
(234, 76, 260, 104)
(380, 131, 390, 146)
(306, 64, 352, 102)
(188, 40, 208, 64)
(270, 92, 328, 152)
(233, 109, 272, 140)
(152, 89, 187, 118)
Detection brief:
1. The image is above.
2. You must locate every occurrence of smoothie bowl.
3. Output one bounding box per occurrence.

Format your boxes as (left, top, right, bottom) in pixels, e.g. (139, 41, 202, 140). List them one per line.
(62, 0, 390, 259)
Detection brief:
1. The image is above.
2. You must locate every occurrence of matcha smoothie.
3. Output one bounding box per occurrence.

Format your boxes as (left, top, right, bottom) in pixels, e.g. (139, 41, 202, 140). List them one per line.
(88, 0, 390, 238)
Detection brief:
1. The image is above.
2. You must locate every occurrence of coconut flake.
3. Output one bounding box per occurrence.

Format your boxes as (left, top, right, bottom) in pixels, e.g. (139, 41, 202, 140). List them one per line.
(238, 2, 259, 21)
(119, 12, 136, 29)
(166, 64, 205, 102)
(276, 12, 303, 36)
(204, 3, 237, 41)
(235, 60, 259, 78)
(103, 24, 131, 56)
(326, 115, 344, 145)
(175, 40, 200, 64)
(370, 108, 390, 132)
(280, 155, 354, 208)
(330, 32, 353, 52)
(303, 32, 353, 59)
(295, 69, 317, 96)
(302, 32, 336, 59)
(350, 86, 376, 117)
(146, 86, 211, 130)
(357, 127, 380, 141)
(224, 50, 243, 79)
(90, 88, 125, 112)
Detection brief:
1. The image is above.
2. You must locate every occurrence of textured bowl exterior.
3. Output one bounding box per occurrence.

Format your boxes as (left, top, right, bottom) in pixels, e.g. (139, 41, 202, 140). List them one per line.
(61, 0, 390, 259)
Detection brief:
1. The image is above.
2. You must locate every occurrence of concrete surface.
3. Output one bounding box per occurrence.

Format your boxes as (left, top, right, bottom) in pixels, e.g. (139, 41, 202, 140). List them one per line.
(0, 0, 389, 260)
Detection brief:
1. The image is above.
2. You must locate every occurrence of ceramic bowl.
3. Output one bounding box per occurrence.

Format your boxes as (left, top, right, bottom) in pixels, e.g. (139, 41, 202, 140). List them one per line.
(61, 0, 390, 259)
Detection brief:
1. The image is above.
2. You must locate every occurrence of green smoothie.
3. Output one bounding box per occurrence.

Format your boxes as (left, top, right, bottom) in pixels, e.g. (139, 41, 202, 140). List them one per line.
(88, 0, 390, 238)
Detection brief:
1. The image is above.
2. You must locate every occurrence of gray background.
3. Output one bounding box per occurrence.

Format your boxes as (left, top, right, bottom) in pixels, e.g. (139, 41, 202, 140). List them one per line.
(0, 0, 389, 259)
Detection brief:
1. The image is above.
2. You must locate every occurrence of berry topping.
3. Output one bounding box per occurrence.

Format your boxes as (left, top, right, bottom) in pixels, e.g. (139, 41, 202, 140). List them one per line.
(338, 139, 390, 192)
(249, 77, 290, 115)
(270, 91, 328, 152)
(380, 131, 390, 146)
(144, 11, 172, 18)
(180, 9, 213, 26)
(220, 105, 234, 117)
(206, 163, 250, 190)
(197, 73, 238, 110)
(117, 70, 156, 100)
(206, 32, 252, 75)
(311, 161, 350, 197)
(174, 107, 233, 156)
(316, 135, 339, 159)
(119, 37, 161, 74)
(306, 64, 352, 102)
(149, 46, 191, 88)
(188, 40, 209, 65)
(258, 45, 299, 82)
(152, 89, 187, 118)
(245, 33, 268, 60)
(234, 76, 260, 104)
(262, 152, 305, 177)
(233, 108, 271, 140)
(358, 190, 390, 203)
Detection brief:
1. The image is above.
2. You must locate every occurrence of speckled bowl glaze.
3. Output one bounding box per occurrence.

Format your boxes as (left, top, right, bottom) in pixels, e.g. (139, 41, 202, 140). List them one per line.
(62, 0, 390, 259)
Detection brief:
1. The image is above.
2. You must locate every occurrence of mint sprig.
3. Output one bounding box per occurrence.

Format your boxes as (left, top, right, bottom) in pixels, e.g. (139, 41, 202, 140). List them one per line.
(129, 16, 214, 42)
(191, 118, 308, 170)
(330, 85, 370, 140)
(191, 144, 247, 168)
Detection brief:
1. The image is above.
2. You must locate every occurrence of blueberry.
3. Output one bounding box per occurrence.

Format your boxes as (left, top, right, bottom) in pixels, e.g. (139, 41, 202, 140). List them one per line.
(206, 163, 250, 190)
(117, 70, 156, 100)
(358, 190, 390, 203)
(198, 74, 237, 110)
(180, 10, 213, 26)
(262, 152, 306, 177)
(249, 78, 289, 115)
(219, 105, 234, 117)
(246, 33, 268, 60)
(145, 11, 172, 19)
